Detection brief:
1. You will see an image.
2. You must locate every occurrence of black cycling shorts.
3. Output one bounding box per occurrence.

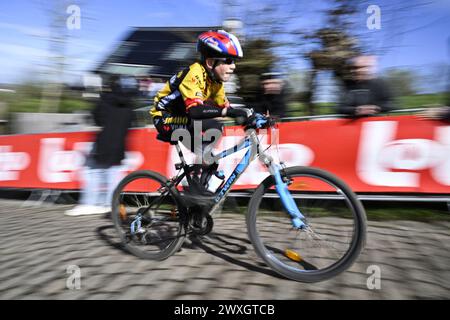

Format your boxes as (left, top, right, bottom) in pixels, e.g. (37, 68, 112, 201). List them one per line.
(154, 114, 223, 151)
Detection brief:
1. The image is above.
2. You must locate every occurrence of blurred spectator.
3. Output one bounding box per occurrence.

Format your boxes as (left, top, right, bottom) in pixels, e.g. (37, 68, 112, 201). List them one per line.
(65, 74, 138, 216)
(138, 77, 152, 95)
(151, 79, 166, 98)
(337, 55, 392, 117)
(254, 72, 287, 118)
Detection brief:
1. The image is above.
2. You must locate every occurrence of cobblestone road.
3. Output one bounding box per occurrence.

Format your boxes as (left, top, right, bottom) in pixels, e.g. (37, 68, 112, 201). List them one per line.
(0, 200, 449, 299)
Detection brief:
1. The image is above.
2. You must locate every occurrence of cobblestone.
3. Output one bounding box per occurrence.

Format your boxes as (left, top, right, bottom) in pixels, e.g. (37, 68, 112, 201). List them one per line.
(0, 200, 449, 299)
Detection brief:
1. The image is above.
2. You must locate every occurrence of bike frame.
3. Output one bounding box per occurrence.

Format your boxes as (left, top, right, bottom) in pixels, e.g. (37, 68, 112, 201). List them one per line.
(174, 128, 306, 229)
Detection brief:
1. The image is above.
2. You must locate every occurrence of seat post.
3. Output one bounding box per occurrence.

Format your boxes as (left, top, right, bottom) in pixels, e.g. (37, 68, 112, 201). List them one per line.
(174, 142, 187, 167)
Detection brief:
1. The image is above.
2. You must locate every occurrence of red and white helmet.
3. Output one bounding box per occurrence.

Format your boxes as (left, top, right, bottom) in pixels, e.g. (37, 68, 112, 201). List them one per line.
(197, 30, 243, 60)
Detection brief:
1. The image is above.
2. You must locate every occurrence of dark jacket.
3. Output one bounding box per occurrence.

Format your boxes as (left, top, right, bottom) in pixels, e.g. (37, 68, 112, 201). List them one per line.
(91, 84, 136, 167)
(444, 92, 450, 121)
(337, 78, 392, 116)
(442, 107, 450, 121)
(253, 88, 287, 118)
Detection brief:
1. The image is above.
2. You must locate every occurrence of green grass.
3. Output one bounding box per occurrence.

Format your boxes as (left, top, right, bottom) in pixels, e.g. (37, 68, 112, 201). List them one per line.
(0, 84, 94, 114)
(286, 102, 336, 117)
(363, 202, 450, 222)
(223, 198, 450, 222)
(6, 97, 93, 113)
(285, 92, 448, 117)
(58, 98, 93, 113)
(395, 93, 448, 109)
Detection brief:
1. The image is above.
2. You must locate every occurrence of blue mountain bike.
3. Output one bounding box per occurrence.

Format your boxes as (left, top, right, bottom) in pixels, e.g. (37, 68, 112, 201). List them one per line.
(111, 113, 367, 282)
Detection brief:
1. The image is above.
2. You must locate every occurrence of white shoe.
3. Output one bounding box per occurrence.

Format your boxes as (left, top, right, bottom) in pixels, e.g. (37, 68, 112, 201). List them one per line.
(64, 205, 107, 216)
(98, 206, 111, 214)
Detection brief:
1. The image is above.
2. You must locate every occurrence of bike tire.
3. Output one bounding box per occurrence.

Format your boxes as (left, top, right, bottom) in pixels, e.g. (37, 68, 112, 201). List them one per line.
(247, 166, 366, 282)
(111, 170, 186, 260)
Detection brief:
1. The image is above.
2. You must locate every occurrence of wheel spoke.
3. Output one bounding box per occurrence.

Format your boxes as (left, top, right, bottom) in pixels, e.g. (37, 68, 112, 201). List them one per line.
(111, 171, 186, 260)
(248, 167, 366, 282)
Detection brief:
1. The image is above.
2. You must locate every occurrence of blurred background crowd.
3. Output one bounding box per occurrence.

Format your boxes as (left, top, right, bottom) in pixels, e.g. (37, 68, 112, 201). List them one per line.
(0, 0, 449, 135)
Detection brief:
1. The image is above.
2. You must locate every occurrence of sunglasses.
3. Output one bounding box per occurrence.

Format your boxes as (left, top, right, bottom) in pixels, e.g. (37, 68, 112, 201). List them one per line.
(215, 58, 236, 65)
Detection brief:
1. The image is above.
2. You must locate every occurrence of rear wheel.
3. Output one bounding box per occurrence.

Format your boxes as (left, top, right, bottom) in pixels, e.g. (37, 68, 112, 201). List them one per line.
(247, 166, 366, 282)
(111, 170, 186, 260)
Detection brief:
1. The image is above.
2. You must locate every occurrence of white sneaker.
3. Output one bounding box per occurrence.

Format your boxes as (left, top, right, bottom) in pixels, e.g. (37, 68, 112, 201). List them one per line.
(98, 206, 111, 214)
(64, 205, 107, 216)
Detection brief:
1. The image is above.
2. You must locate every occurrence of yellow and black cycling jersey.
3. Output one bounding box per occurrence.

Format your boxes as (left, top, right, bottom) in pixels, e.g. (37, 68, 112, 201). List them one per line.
(150, 62, 229, 120)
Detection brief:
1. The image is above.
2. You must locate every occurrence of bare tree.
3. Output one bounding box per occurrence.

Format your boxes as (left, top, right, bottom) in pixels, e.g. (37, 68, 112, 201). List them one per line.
(234, 39, 277, 104)
(37, 0, 70, 113)
(229, 0, 362, 115)
(296, 0, 363, 115)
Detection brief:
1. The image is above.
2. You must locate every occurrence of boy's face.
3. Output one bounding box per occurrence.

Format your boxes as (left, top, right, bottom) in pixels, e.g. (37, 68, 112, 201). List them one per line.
(206, 58, 236, 82)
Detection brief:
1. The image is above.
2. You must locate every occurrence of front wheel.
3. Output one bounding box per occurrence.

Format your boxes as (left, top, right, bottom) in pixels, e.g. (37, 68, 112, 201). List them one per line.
(247, 166, 366, 282)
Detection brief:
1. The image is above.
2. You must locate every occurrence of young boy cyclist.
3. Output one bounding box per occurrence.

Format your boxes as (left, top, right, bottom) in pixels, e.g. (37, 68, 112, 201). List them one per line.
(150, 30, 252, 193)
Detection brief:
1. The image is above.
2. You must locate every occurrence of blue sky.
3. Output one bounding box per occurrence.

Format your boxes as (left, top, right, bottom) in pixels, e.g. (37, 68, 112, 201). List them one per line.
(0, 0, 449, 91)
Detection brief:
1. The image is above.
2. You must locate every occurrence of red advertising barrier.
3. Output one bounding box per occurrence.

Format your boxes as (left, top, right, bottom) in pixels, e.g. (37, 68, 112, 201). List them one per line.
(0, 115, 449, 194)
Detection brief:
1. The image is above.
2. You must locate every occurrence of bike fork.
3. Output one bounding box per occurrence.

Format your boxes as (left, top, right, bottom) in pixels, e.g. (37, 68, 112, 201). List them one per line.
(272, 165, 306, 229)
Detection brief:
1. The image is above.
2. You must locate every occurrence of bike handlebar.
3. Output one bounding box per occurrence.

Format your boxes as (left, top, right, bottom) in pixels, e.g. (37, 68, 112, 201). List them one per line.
(243, 113, 276, 130)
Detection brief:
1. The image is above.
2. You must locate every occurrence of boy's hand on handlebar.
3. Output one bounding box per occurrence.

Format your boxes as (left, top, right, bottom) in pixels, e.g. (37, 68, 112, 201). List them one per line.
(224, 107, 254, 125)
(224, 107, 253, 119)
(223, 108, 275, 128)
(245, 113, 276, 129)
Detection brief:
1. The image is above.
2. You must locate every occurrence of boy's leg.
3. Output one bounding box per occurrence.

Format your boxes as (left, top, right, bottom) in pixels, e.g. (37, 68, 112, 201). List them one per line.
(196, 119, 223, 187)
(188, 119, 223, 165)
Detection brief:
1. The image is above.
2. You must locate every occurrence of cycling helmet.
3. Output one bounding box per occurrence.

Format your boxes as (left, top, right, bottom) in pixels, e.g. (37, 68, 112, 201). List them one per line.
(197, 30, 243, 60)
